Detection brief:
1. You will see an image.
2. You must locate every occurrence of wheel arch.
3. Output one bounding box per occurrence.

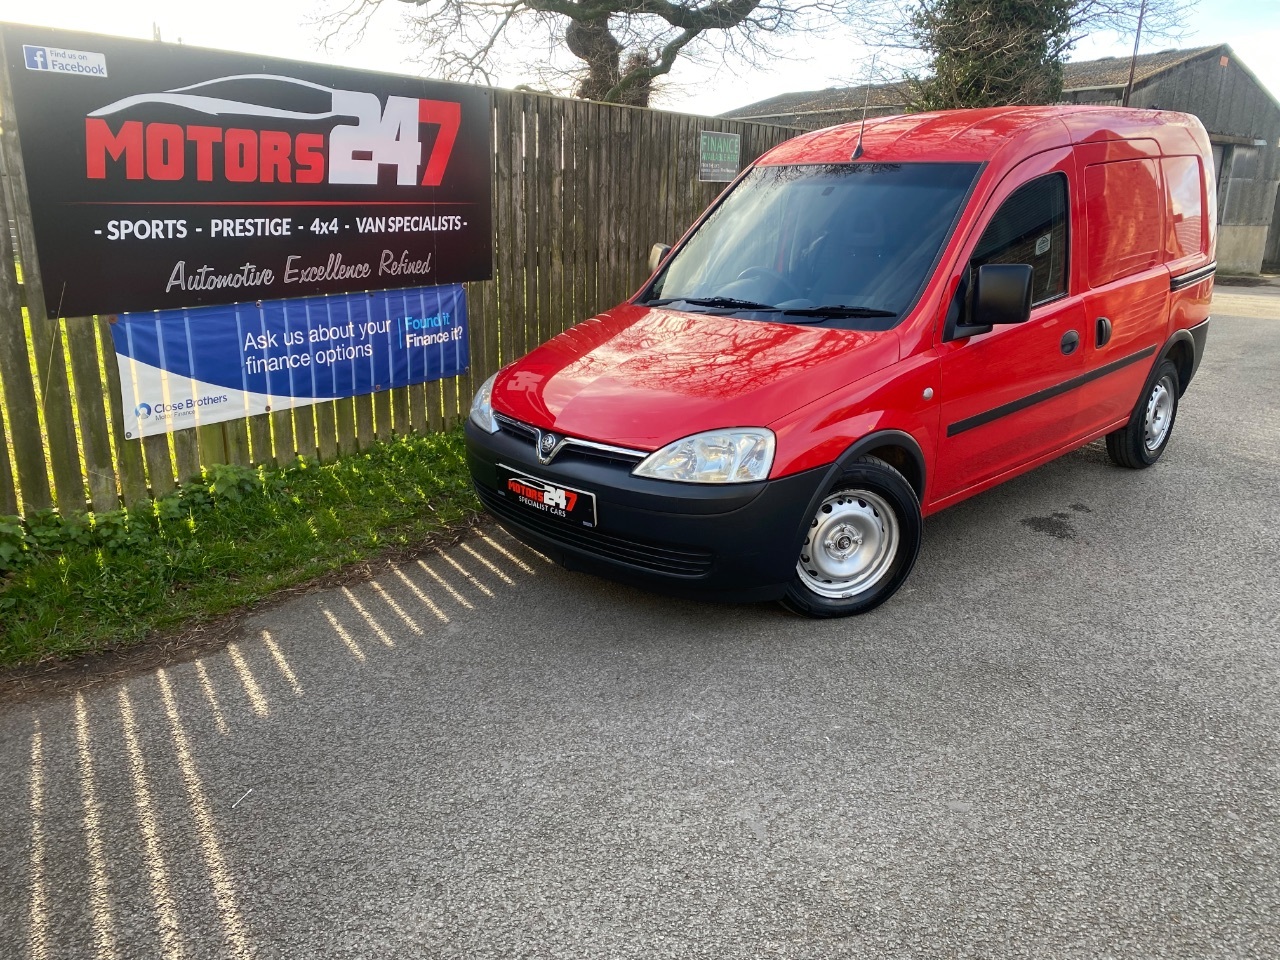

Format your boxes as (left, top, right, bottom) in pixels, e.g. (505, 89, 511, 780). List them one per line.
(834, 429, 927, 501)
(1161, 329, 1195, 397)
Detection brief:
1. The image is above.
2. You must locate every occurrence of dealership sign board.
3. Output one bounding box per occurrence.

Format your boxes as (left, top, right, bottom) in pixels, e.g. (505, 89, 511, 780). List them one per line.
(0, 25, 493, 317)
(113, 285, 469, 438)
(698, 131, 740, 183)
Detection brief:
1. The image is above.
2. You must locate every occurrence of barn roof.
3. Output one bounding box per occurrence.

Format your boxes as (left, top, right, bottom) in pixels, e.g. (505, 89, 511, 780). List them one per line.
(1064, 45, 1218, 89)
(721, 45, 1223, 121)
(721, 81, 910, 119)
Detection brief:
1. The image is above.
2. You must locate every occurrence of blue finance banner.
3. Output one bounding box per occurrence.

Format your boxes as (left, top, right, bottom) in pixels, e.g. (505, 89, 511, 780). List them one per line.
(113, 285, 468, 438)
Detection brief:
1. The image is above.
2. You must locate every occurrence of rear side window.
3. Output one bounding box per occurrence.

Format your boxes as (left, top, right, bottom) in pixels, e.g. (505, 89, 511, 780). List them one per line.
(1085, 159, 1163, 286)
(1162, 155, 1206, 260)
(970, 173, 1068, 306)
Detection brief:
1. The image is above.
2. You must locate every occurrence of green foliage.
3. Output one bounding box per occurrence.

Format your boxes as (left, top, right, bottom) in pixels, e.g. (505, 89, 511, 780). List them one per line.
(0, 516, 32, 575)
(906, 0, 1073, 110)
(0, 428, 478, 667)
(25, 508, 93, 553)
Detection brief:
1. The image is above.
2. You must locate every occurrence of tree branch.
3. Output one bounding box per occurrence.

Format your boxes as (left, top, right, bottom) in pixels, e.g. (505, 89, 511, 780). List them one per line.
(604, 25, 699, 101)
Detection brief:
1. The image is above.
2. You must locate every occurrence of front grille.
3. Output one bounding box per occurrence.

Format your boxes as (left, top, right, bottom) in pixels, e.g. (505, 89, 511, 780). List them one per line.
(562, 446, 645, 468)
(476, 483, 714, 578)
(494, 413, 646, 467)
(496, 415, 538, 443)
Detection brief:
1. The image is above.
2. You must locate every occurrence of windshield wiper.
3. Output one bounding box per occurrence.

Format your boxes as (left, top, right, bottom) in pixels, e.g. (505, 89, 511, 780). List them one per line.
(779, 304, 899, 318)
(648, 296, 779, 311)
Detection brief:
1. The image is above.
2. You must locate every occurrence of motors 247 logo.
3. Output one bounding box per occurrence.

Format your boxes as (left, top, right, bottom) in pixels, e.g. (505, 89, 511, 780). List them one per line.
(84, 75, 461, 187)
(507, 475, 580, 516)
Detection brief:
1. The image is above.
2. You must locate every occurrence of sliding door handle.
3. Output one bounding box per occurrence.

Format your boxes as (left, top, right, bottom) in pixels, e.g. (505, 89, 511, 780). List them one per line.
(1096, 316, 1113, 347)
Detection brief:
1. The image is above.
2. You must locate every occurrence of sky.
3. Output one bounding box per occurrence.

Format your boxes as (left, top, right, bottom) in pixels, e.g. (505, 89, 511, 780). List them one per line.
(0, 0, 1276, 116)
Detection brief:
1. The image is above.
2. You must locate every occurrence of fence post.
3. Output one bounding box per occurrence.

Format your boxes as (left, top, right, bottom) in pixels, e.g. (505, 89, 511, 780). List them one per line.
(0, 373, 15, 514)
(0, 49, 89, 515)
(0, 152, 51, 513)
(95, 316, 148, 505)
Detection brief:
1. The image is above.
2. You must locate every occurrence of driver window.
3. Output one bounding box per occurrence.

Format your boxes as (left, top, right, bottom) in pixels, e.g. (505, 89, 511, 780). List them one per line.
(971, 173, 1068, 305)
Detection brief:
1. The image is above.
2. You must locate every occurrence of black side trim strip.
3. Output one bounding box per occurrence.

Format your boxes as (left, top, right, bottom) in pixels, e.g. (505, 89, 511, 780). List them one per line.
(947, 345, 1158, 437)
(1170, 261, 1216, 291)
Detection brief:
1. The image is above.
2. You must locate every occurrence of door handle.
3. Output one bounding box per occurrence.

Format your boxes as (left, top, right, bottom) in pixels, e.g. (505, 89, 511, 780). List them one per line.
(1060, 330, 1080, 355)
(1096, 316, 1113, 347)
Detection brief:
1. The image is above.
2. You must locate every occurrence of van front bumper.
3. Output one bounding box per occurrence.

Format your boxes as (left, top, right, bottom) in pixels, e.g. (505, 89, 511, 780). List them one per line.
(465, 420, 829, 603)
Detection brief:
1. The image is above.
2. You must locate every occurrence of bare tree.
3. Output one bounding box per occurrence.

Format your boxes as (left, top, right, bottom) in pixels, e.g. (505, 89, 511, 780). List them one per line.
(1069, 0, 1197, 48)
(321, 0, 861, 106)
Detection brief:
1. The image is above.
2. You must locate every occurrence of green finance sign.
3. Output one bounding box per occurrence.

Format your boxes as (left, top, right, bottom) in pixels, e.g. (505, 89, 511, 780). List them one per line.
(699, 131, 741, 182)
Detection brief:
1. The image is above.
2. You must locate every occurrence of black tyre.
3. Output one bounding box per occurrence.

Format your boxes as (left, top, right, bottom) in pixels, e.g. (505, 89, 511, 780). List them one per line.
(781, 455, 923, 619)
(1105, 360, 1180, 469)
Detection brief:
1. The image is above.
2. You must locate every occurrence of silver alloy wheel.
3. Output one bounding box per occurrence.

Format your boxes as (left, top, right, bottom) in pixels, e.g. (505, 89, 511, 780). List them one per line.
(797, 489, 900, 600)
(1144, 374, 1176, 452)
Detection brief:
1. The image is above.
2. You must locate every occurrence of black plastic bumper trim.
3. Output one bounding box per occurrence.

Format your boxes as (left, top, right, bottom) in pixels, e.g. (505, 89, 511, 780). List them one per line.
(1170, 261, 1216, 291)
(466, 420, 830, 601)
(475, 483, 715, 577)
(1186, 317, 1209, 387)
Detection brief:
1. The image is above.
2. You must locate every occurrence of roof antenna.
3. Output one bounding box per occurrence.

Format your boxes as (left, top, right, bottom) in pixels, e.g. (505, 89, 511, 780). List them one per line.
(852, 53, 879, 161)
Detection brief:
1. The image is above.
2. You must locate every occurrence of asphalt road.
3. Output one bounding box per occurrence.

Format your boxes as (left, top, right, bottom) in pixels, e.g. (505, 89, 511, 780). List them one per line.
(2, 304, 1278, 959)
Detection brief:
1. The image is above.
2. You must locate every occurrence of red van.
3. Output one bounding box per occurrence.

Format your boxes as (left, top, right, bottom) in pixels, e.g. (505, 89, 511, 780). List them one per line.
(466, 106, 1216, 617)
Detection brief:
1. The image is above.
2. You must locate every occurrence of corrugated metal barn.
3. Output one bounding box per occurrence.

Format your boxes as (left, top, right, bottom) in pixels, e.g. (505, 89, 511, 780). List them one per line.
(723, 45, 1280, 273)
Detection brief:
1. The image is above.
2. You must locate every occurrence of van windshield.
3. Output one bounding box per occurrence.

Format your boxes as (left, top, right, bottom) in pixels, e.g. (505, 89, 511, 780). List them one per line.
(644, 162, 982, 328)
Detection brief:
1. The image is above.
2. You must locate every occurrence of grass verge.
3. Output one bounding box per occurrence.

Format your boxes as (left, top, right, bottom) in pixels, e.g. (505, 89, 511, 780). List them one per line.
(0, 427, 478, 669)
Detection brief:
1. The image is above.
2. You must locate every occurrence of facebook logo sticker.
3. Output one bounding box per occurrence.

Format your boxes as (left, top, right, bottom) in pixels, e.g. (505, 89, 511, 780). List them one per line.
(21, 43, 107, 77)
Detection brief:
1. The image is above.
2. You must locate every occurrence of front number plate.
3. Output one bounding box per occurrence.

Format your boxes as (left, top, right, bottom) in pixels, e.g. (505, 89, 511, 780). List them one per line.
(496, 464, 597, 528)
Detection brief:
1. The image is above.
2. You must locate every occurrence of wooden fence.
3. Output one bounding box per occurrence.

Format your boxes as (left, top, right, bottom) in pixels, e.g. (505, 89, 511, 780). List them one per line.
(0, 84, 799, 518)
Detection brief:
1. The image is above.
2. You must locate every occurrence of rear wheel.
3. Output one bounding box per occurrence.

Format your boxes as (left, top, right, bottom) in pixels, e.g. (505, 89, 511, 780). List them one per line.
(1106, 360, 1180, 469)
(781, 456, 922, 619)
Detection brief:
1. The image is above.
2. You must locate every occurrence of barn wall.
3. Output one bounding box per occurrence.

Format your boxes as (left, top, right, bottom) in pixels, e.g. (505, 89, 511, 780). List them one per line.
(1134, 51, 1280, 273)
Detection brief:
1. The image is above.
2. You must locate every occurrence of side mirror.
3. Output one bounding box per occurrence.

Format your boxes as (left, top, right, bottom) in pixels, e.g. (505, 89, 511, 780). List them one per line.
(648, 243, 672, 275)
(974, 263, 1033, 327)
(946, 263, 1034, 341)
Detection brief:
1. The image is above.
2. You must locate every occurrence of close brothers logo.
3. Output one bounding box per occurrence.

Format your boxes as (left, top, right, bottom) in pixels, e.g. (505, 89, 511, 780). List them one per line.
(134, 397, 230, 420)
(84, 75, 461, 188)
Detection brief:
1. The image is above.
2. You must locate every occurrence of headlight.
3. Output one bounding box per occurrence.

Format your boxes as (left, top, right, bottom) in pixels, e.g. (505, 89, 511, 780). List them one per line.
(468, 373, 500, 433)
(632, 429, 775, 483)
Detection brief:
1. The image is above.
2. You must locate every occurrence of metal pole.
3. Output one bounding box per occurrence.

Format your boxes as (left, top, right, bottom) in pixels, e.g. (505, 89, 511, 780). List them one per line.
(1122, 0, 1148, 107)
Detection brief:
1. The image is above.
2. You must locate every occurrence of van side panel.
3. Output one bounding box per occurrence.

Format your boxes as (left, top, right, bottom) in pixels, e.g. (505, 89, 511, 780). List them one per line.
(1163, 154, 1214, 348)
(1085, 159, 1165, 287)
(1075, 148, 1170, 434)
(1202, 146, 1219, 260)
(768, 349, 940, 485)
(1162, 156, 1207, 264)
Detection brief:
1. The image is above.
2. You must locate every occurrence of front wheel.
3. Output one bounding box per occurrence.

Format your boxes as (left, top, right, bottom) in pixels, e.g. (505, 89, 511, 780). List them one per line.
(781, 456, 923, 619)
(1106, 360, 1180, 469)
